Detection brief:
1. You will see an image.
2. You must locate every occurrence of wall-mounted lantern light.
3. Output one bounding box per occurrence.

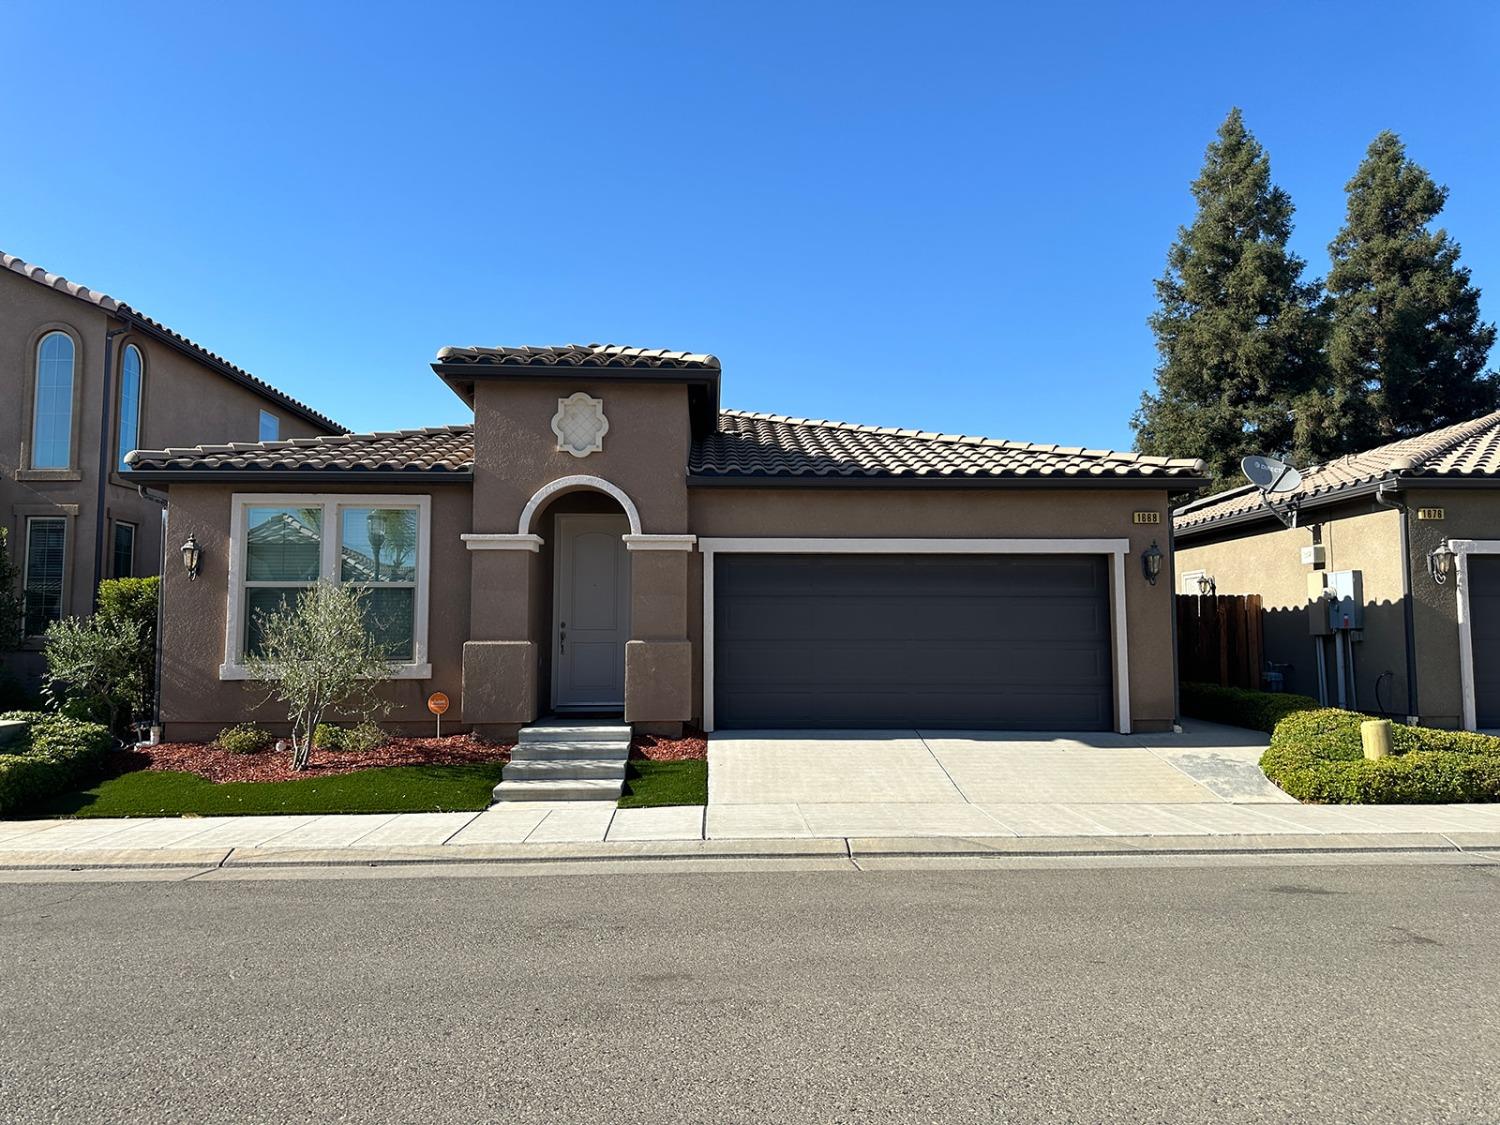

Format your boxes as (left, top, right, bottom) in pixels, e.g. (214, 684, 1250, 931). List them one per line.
(1427, 542, 1455, 585)
(1141, 540, 1163, 586)
(181, 534, 202, 582)
(1197, 574, 1217, 597)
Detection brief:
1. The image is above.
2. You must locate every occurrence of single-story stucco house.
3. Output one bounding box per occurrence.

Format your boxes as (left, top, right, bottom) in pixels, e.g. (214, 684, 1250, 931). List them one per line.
(125, 344, 1209, 741)
(1174, 411, 1500, 731)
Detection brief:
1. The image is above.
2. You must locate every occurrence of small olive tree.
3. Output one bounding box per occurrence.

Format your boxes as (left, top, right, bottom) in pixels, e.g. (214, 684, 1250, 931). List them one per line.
(43, 614, 150, 734)
(243, 582, 392, 770)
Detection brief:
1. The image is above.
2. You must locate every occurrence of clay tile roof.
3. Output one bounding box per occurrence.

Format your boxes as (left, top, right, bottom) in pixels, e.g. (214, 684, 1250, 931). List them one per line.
(691, 410, 1208, 483)
(436, 343, 720, 370)
(1173, 410, 1500, 533)
(2, 250, 344, 433)
(125, 425, 473, 477)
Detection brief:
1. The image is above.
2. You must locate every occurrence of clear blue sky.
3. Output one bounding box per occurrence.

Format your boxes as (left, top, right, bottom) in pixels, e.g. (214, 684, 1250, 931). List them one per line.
(5, 1, 1497, 450)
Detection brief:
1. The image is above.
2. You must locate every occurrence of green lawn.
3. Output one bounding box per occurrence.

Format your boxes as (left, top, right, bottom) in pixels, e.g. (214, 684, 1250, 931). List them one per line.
(32, 763, 507, 818)
(617, 759, 708, 808)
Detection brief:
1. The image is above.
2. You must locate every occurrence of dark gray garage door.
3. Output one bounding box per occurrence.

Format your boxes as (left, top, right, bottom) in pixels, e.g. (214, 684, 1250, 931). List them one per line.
(1471, 556, 1500, 728)
(713, 554, 1113, 730)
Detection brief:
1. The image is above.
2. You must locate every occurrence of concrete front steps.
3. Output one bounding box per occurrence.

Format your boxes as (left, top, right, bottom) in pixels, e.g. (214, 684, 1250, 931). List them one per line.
(491, 720, 632, 803)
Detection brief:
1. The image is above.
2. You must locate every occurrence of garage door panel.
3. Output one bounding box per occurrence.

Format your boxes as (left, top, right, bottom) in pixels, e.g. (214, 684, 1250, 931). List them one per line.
(714, 553, 1113, 729)
(1471, 556, 1500, 727)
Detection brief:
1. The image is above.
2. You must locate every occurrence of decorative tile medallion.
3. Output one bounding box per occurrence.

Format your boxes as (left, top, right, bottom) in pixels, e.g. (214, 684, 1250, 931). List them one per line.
(551, 392, 609, 458)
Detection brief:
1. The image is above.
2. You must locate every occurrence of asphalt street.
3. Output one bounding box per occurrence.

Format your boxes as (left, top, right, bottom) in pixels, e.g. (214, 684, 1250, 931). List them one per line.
(2, 859, 1497, 1124)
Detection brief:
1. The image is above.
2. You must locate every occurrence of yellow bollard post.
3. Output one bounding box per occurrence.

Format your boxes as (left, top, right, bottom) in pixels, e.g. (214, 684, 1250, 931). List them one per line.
(1361, 719, 1393, 761)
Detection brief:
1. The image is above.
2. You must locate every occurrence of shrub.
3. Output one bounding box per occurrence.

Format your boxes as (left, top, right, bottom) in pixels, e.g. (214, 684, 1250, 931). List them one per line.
(41, 577, 159, 735)
(215, 724, 274, 755)
(243, 583, 392, 770)
(1180, 682, 1321, 733)
(0, 711, 113, 816)
(315, 720, 388, 752)
(1262, 708, 1500, 803)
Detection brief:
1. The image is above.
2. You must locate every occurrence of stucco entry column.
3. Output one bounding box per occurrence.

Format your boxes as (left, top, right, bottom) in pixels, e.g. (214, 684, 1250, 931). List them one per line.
(459, 534, 543, 735)
(623, 535, 696, 736)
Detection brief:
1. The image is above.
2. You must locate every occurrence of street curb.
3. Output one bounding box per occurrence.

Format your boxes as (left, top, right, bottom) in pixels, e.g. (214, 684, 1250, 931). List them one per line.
(2, 830, 1499, 871)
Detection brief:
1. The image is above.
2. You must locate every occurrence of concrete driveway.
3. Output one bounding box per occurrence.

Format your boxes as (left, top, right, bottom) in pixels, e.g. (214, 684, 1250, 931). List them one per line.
(707, 719, 1296, 838)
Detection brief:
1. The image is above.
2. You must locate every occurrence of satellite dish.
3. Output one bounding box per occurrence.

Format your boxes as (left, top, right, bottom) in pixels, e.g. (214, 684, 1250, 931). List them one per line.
(1241, 455, 1303, 494)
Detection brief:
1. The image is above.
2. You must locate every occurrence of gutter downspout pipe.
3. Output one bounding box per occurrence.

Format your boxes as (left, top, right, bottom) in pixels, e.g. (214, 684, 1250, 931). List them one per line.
(1376, 480, 1421, 723)
(136, 483, 168, 734)
(92, 325, 129, 605)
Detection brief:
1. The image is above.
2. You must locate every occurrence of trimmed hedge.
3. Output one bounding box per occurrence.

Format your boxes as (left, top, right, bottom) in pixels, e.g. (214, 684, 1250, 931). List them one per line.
(1180, 683, 1321, 733)
(1262, 708, 1500, 803)
(0, 711, 114, 816)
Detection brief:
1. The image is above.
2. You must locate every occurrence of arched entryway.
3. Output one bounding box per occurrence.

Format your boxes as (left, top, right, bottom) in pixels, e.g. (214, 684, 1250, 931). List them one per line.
(522, 476, 638, 714)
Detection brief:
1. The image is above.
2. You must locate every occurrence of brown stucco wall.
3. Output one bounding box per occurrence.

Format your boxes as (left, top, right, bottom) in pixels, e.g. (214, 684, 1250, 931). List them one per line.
(1, 269, 335, 655)
(687, 486, 1182, 732)
(158, 482, 471, 741)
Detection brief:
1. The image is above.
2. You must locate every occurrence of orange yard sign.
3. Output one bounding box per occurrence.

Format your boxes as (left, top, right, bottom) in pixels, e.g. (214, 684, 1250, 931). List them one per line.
(427, 692, 450, 737)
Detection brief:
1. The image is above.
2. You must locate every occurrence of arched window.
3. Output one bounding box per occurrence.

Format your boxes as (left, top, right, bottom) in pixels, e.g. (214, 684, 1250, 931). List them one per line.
(118, 344, 143, 471)
(32, 331, 75, 469)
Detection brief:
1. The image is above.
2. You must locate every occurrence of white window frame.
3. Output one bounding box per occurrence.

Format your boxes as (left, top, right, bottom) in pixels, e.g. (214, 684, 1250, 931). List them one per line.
(221, 493, 432, 681)
(1450, 539, 1500, 730)
(258, 410, 280, 442)
(696, 537, 1133, 735)
(32, 331, 76, 470)
(22, 515, 68, 637)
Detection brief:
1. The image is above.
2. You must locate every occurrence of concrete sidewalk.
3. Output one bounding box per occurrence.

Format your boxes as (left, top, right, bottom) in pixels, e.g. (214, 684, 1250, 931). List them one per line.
(2, 800, 1500, 863)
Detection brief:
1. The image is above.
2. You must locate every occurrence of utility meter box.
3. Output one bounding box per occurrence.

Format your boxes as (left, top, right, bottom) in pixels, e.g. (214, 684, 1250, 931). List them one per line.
(1307, 572, 1332, 635)
(1326, 569, 1364, 631)
(1301, 544, 1326, 566)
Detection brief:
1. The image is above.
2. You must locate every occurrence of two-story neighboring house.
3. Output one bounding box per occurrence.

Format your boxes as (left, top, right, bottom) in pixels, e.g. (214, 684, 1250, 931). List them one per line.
(2, 251, 342, 679)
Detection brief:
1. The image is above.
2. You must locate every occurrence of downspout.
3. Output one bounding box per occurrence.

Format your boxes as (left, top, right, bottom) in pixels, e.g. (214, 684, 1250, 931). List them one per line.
(136, 483, 168, 733)
(1376, 480, 1420, 722)
(1168, 502, 1182, 731)
(92, 324, 129, 605)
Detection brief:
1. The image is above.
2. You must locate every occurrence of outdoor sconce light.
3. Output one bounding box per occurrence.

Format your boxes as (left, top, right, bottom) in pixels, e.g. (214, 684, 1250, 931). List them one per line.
(1428, 541, 1455, 585)
(181, 534, 202, 582)
(1141, 540, 1163, 586)
(1197, 574, 1217, 597)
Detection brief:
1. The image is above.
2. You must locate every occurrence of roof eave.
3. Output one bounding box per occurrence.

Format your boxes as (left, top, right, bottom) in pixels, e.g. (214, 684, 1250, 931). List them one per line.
(687, 473, 1212, 491)
(122, 469, 474, 485)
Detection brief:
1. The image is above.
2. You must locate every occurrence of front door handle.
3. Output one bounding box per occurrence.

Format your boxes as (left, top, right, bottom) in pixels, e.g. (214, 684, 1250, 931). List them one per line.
(560, 621, 566, 655)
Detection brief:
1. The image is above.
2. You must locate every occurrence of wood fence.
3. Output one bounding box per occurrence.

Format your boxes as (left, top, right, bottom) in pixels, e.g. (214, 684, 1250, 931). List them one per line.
(1176, 594, 1264, 690)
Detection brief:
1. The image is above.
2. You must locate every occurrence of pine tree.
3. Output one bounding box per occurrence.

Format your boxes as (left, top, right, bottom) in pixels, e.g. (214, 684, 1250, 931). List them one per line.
(1319, 132, 1498, 452)
(1133, 109, 1327, 488)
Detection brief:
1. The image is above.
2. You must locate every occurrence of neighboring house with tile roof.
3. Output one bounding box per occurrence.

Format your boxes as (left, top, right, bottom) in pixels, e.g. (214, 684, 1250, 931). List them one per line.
(2, 251, 343, 679)
(1174, 412, 1500, 731)
(130, 341, 1209, 747)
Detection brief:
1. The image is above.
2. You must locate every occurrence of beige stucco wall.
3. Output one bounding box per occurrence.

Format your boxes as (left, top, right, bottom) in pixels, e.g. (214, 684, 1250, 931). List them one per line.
(1405, 488, 1500, 727)
(158, 482, 472, 741)
(1178, 489, 1500, 727)
(1, 269, 333, 653)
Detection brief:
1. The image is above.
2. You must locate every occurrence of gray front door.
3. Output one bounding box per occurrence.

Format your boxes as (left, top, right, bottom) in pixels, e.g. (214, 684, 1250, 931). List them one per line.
(553, 513, 631, 710)
(713, 553, 1113, 730)
(1470, 555, 1500, 728)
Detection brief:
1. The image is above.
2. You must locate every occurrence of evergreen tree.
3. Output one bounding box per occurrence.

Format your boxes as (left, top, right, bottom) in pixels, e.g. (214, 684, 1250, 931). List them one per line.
(1318, 132, 1498, 452)
(1133, 109, 1327, 488)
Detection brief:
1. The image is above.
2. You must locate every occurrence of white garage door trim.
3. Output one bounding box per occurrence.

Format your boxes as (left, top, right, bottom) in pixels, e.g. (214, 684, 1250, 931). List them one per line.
(1450, 538, 1500, 731)
(697, 537, 1132, 735)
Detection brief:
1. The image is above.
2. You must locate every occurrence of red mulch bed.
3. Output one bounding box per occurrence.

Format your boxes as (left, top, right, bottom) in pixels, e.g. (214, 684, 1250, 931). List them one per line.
(631, 729, 707, 761)
(127, 735, 512, 784)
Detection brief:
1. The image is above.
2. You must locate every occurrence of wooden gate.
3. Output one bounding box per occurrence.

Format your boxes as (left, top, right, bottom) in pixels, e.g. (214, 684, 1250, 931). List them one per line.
(1176, 594, 1264, 690)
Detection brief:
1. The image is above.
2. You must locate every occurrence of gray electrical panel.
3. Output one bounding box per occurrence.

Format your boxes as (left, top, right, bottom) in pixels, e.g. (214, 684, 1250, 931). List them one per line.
(1326, 570, 1363, 631)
